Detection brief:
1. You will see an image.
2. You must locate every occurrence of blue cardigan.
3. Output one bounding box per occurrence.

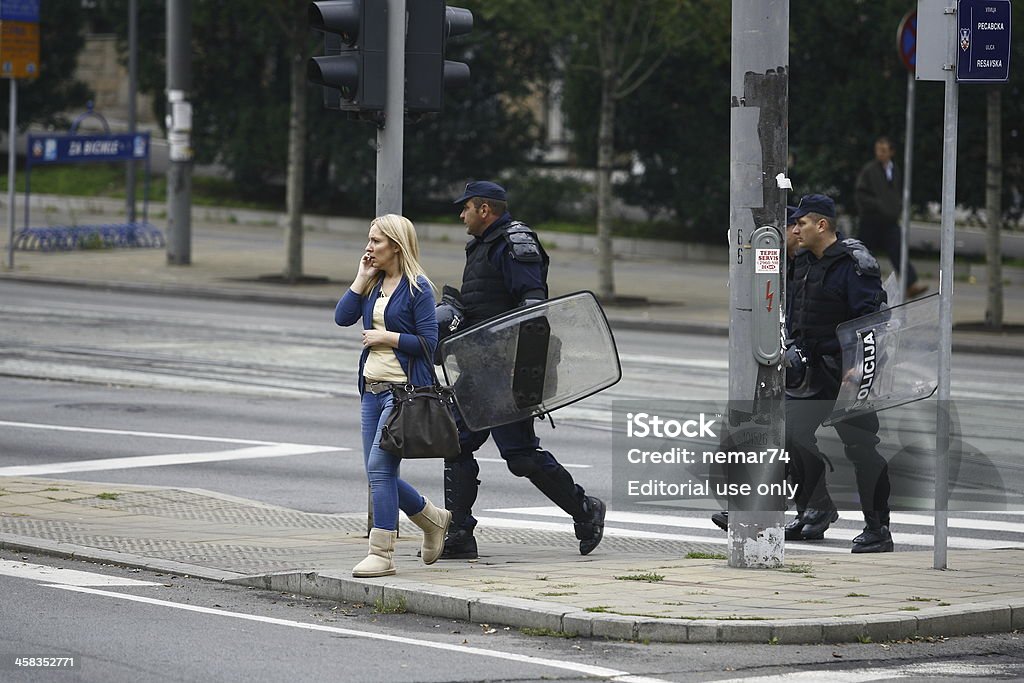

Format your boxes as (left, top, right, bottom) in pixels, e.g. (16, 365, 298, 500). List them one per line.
(335, 275, 438, 394)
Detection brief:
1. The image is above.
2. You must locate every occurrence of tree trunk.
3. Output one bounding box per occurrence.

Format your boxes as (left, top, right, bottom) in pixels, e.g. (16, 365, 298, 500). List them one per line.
(985, 88, 1002, 330)
(283, 48, 307, 283)
(595, 67, 616, 301)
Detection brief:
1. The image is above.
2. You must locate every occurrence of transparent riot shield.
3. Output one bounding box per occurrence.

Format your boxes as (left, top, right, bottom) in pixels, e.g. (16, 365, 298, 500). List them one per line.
(438, 291, 621, 432)
(823, 293, 939, 426)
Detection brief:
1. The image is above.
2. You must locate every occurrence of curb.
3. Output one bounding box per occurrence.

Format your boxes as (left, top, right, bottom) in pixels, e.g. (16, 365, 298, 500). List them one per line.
(3, 533, 1023, 644)
(3, 272, 1020, 356)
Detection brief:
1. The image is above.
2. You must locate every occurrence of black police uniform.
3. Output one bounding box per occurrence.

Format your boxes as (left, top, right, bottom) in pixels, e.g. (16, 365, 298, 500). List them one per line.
(787, 237, 893, 551)
(443, 212, 604, 558)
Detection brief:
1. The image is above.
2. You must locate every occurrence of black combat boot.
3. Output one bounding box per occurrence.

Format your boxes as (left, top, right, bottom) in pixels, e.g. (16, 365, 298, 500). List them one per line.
(852, 512, 893, 553)
(799, 505, 838, 540)
(784, 510, 806, 540)
(440, 524, 479, 560)
(440, 459, 480, 560)
(575, 496, 606, 555)
(711, 511, 728, 532)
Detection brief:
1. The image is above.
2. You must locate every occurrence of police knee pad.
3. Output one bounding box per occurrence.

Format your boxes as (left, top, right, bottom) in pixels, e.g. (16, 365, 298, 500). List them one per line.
(505, 452, 544, 478)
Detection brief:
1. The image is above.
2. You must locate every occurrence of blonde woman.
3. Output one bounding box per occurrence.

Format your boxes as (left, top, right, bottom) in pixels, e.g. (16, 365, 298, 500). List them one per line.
(334, 214, 452, 576)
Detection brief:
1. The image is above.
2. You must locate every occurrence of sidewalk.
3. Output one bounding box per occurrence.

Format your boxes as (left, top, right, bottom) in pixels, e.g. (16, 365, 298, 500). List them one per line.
(1, 477, 1022, 644)
(2, 205, 1024, 643)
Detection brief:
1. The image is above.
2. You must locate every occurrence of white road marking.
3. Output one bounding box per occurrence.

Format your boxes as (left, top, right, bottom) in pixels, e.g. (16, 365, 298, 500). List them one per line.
(0, 443, 345, 476)
(0, 560, 161, 587)
(48, 585, 671, 683)
(0, 420, 349, 476)
(0, 420, 310, 445)
(476, 457, 591, 469)
(486, 507, 1024, 551)
(471, 514, 837, 552)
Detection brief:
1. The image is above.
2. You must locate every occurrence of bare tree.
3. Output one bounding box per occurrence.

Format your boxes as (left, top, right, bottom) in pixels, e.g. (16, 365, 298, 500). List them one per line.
(572, 0, 694, 300)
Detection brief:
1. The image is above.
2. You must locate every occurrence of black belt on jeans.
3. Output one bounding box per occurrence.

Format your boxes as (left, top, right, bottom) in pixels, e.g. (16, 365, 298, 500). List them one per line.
(364, 380, 393, 394)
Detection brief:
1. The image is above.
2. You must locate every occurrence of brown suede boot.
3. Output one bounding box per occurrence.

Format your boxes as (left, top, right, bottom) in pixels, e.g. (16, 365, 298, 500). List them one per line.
(409, 498, 452, 565)
(352, 528, 397, 577)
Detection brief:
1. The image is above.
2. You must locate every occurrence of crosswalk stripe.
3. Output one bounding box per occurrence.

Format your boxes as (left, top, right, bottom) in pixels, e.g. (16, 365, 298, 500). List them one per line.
(484, 507, 1024, 551)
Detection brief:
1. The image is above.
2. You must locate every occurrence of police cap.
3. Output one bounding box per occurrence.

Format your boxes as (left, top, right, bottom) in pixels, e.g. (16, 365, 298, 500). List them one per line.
(791, 194, 836, 220)
(453, 180, 507, 205)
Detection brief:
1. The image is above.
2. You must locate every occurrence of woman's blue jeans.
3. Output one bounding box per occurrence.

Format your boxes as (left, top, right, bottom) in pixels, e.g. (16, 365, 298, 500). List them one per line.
(360, 389, 426, 531)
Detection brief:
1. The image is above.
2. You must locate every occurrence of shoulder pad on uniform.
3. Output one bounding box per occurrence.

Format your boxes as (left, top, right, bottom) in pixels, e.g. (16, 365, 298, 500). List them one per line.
(841, 238, 881, 277)
(503, 222, 543, 263)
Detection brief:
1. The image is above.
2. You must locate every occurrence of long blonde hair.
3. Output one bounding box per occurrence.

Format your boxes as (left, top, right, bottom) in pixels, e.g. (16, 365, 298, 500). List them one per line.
(361, 214, 436, 296)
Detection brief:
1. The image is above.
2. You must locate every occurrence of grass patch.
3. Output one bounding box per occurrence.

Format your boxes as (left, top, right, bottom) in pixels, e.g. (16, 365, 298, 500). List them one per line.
(685, 551, 727, 560)
(938, 602, 951, 606)
(841, 577, 861, 583)
(1, 165, 283, 212)
(96, 492, 120, 501)
(857, 634, 873, 644)
(584, 606, 611, 613)
(846, 593, 869, 598)
(372, 596, 407, 614)
(898, 606, 920, 612)
(614, 572, 664, 583)
(519, 627, 577, 638)
(784, 563, 812, 573)
(537, 592, 577, 597)
(906, 596, 937, 602)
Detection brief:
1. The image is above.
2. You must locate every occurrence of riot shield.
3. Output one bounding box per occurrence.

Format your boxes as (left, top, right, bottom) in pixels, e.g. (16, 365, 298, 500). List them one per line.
(823, 293, 939, 426)
(438, 291, 621, 432)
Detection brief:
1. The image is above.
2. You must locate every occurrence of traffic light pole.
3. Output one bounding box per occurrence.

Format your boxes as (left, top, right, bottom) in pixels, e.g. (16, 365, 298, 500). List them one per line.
(374, 0, 406, 216)
(166, 0, 193, 266)
(726, 0, 788, 568)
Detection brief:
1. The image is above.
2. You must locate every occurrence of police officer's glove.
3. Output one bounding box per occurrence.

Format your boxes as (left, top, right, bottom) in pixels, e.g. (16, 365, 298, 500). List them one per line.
(784, 344, 808, 389)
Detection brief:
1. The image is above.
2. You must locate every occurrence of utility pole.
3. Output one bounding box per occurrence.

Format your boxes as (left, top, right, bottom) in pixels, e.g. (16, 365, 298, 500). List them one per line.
(726, 0, 788, 568)
(166, 0, 193, 265)
(374, 0, 405, 216)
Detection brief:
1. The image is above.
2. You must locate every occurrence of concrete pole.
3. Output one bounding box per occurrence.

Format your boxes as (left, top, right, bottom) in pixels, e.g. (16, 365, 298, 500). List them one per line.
(126, 0, 138, 224)
(166, 0, 193, 265)
(727, 0, 788, 568)
(374, 0, 405, 216)
(934, 3, 959, 570)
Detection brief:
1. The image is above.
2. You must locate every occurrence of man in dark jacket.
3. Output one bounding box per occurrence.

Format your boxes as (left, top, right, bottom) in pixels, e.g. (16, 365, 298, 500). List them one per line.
(786, 193, 894, 553)
(855, 137, 927, 299)
(440, 180, 606, 560)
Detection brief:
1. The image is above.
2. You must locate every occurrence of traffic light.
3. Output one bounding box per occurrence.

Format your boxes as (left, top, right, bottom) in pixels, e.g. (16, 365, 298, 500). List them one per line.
(405, 1, 473, 114)
(308, 0, 388, 112)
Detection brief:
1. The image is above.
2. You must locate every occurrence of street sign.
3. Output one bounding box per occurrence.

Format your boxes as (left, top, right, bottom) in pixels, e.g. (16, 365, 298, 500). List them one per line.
(27, 133, 150, 165)
(0, 19, 39, 78)
(898, 10, 917, 72)
(956, 0, 1011, 82)
(0, 0, 40, 79)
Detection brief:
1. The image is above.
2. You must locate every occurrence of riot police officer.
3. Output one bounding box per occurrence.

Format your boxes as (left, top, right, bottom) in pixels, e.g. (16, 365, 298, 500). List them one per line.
(440, 181, 606, 559)
(786, 194, 893, 553)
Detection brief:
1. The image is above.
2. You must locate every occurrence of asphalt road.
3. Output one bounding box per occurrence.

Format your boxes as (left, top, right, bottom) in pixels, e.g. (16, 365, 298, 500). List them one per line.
(3, 549, 1024, 683)
(1, 280, 1024, 554)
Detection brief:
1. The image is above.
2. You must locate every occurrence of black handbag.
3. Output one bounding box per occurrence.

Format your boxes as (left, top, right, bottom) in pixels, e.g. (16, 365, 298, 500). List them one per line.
(379, 337, 460, 459)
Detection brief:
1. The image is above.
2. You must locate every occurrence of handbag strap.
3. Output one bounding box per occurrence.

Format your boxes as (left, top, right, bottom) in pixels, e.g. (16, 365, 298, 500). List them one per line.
(415, 335, 442, 386)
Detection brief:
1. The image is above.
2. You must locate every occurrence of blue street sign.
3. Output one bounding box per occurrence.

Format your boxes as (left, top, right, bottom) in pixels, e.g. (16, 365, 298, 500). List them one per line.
(956, 0, 1011, 82)
(26, 133, 150, 166)
(0, 0, 41, 23)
